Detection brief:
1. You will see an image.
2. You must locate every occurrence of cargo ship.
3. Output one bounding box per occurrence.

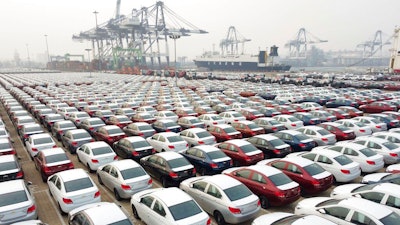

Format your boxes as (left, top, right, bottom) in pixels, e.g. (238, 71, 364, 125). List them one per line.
(193, 46, 291, 72)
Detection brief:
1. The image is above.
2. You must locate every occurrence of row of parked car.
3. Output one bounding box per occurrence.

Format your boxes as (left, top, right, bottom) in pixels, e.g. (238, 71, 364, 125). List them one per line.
(2, 73, 400, 225)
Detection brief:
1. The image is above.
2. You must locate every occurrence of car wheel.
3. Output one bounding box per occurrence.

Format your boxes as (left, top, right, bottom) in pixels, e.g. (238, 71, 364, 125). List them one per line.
(87, 163, 94, 173)
(259, 195, 269, 209)
(97, 175, 103, 185)
(214, 211, 226, 225)
(161, 177, 169, 188)
(114, 188, 121, 201)
(132, 205, 140, 220)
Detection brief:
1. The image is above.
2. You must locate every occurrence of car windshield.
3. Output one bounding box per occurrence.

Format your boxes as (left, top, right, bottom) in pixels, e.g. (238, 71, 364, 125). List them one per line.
(0, 161, 17, 170)
(303, 163, 325, 176)
(359, 148, 377, 157)
(64, 177, 93, 192)
(165, 112, 176, 117)
(224, 184, 252, 201)
(169, 200, 203, 221)
(165, 122, 178, 127)
(268, 120, 280, 125)
(72, 132, 91, 139)
(118, 117, 131, 123)
(334, 155, 353, 165)
(0, 142, 11, 149)
(207, 150, 227, 160)
(167, 136, 184, 143)
(352, 183, 378, 193)
(371, 118, 381, 124)
(317, 129, 331, 135)
(316, 199, 341, 207)
(288, 117, 300, 122)
(141, 114, 152, 119)
(222, 127, 237, 134)
(131, 140, 150, 148)
(33, 137, 53, 145)
(45, 153, 69, 163)
(92, 146, 113, 155)
(189, 118, 201, 123)
(380, 212, 400, 224)
(108, 128, 124, 135)
(196, 131, 211, 138)
(109, 219, 133, 225)
(247, 123, 259, 129)
(336, 124, 351, 131)
(354, 122, 366, 127)
(120, 167, 147, 180)
(210, 115, 222, 121)
(382, 142, 399, 150)
(90, 120, 104, 125)
(240, 144, 259, 153)
(295, 134, 311, 141)
(0, 190, 28, 207)
(25, 126, 42, 133)
(269, 173, 293, 186)
(59, 123, 75, 129)
(138, 125, 153, 130)
(168, 158, 190, 169)
(269, 138, 286, 147)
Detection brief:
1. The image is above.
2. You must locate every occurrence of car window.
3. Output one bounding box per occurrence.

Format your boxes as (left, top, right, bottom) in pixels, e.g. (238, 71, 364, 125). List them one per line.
(271, 161, 286, 170)
(235, 169, 252, 178)
(110, 167, 119, 178)
(102, 165, 111, 173)
(206, 184, 222, 198)
(141, 196, 154, 208)
(169, 200, 203, 221)
(359, 192, 385, 204)
(287, 164, 302, 174)
(350, 211, 376, 225)
(152, 200, 166, 217)
(0, 190, 28, 207)
(71, 213, 90, 225)
(386, 195, 400, 208)
(64, 177, 93, 192)
(193, 181, 207, 192)
(251, 172, 267, 184)
(317, 155, 333, 164)
(324, 206, 350, 220)
(302, 153, 317, 161)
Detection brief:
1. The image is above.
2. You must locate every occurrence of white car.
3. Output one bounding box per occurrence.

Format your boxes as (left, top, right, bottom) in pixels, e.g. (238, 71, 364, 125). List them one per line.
(352, 136, 400, 164)
(136, 106, 157, 116)
(330, 183, 400, 214)
(180, 174, 260, 224)
(386, 163, 400, 173)
(300, 102, 323, 111)
(76, 141, 118, 172)
(352, 116, 387, 132)
(131, 187, 210, 225)
(58, 106, 79, 119)
(318, 142, 384, 173)
(96, 159, 152, 200)
(252, 212, 337, 225)
(146, 132, 189, 153)
(373, 131, 400, 144)
(180, 128, 216, 146)
(287, 149, 361, 182)
(68, 202, 133, 225)
(68, 111, 91, 126)
(335, 119, 372, 137)
(153, 110, 179, 122)
(0, 180, 37, 224)
(361, 172, 400, 184)
(295, 197, 400, 225)
(198, 114, 225, 127)
(273, 115, 304, 130)
(25, 133, 57, 158)
(296, 126, 336, 146)
(219, 111, 246, 124)
(48, 168, 101, 214)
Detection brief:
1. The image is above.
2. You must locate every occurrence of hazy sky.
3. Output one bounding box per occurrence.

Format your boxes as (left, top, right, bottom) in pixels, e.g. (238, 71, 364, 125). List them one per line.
(1, 0, 399, 61)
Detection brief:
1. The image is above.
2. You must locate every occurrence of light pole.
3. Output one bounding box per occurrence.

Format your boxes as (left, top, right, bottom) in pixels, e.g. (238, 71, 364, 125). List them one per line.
(85, 48, 92, 78)
(93, 11, 99, 28)
(44, 34, 50, 65)
(93, 11, 101, 70)
(169, 34, 180, 86)
(26, 44, 30, 68)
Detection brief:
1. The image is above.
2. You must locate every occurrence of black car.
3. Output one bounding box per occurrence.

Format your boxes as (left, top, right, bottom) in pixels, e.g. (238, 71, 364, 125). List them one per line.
(181, 145, 232, 175)
(273, 130, 316, 152)
(79, 117, 106, 135)
(112, 136, 154, 160)
(247, 134, 292, 158)
(293, 112, 321, 126)
(152, 119, 182, 133)
(140, 152, 196, 187)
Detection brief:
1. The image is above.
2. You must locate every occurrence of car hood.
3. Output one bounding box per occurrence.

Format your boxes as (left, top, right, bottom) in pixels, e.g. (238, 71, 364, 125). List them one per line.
(330, 183, 365, 198)
(295, 197, 332, 210)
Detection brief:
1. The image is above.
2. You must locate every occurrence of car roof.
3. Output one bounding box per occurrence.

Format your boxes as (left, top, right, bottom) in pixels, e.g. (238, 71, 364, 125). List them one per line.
(192, 145, 220, 153)
(321, 122, 342, 127)
(156, 132, 179, 137)
(334, 142, 367, 150)
(22, 123, 41, 128)
(66, 129, 88, 134)
(356, 136, 391, 144)
(299, 126, 323, 131)
(278, 130, 302, 135)
(83, 141, 110, 148)
(310, 149, 343, 157)
(106, 159, 141, 170)
(150, 187, 193, 207)
(30, 133, 52, 139)
(202, 174, 243, 190)
(253, 134, 279, 141)
(0, 154, 17, 163)
(39, 147, 66, 156)
(123, 136, 146, 142)
(247, 165, 282, 176)
(184, 128, 207, 133)
(279, 157, 314, 167)
(212, 124, 232, 129)
(156, 151, 183, 160)
(0, 138, 10, 144)
(224, 139, 252, 146)
(233, 120, 254, 125)
(56, 168, 89, 182)
(0, 179, 25, 194)
(338, 197, 393, 218)
(76, 202, 128, 224)
(274, 114, 295, 118)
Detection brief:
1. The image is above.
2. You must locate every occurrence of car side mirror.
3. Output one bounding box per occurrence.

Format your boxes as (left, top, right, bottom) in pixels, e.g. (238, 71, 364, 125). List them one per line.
(354, 194, 361, 198)
(317, 208, 326, 214)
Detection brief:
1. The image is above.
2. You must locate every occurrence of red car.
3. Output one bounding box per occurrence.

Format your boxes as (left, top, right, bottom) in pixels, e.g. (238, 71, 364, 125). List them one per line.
(325, 108, 351, 120)
(274, 105, 296, 115)
(240, 108, 264, 121)
(338, 106, 363, 118)
(105, 115, 132, 128)
(230, 121, 265, 138)
(34, 148, 74, 182)
(223, 165, 301, 208)
(93, 125, 127, 146)
(261, 157, 333, 195)
(216, 139, 264, 166)
(318, 122, 356, 141)
(359, 102, 397, 113)
(131, 112, 156, 124)
(207, 124, 242, 142)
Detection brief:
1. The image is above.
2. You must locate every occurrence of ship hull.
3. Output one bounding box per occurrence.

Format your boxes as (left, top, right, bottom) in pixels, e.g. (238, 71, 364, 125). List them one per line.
(194, 60, 291, 72)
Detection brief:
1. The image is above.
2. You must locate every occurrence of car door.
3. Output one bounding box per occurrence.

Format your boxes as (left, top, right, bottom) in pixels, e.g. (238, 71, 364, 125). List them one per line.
(99, 165, 113, 190)
(79, 145, 91, 165)
(149, 199, 169, 225)
(137, 196, 155, 224)
(320, 206, 352, 224)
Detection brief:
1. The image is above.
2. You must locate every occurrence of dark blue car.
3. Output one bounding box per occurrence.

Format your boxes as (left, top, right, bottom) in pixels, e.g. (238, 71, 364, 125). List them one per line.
(181, 145, 232, 175)
(273, 130, 316, 152)
(151, 119, 182, 133)
(369, 113, 400, 129)
(258, 107, 281, 117)
(293, 112, 321, 126)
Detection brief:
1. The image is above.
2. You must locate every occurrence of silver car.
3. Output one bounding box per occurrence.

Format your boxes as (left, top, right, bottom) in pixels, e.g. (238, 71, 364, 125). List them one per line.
(180, 174, 260, 225)
(352, 116, 388, 133)
(96, 159, 152, 200)
(296, 126, 336, 146)
(180, 128, 216, 147)
(252, 212, 337, 225)
(0, 180, 37, 224)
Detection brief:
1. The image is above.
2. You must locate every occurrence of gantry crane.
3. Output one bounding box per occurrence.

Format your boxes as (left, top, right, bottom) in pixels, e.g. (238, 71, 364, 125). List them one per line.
(219, 26, 251, 56)
(357, 30, 391, 58)
(285, 28, 328, 59)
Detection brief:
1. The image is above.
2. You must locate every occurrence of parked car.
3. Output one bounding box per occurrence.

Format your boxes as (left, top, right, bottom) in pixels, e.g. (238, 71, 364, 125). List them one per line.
(0, 138, 15, 155)
(359, 101, 397, 113)
(352, 136, 400, 164)
(273, 130, 316, 152)
(296, 126, 337, 146)
(369, 113, 400, 129)
(0, 154, 24, 182)
(93, 125, 127, 146)
(180, 174, 260, 224)
(93, 109, 114, 122)
(123, 122, 156, 138)
(230, 120, 265, 138)
(216, 139, 264, 166)
(252, 117, 286, 133)
(25, 133, 57, 158)
(207, 124, 242, 142)
(76, 141, 118, 172)
(34, 147, 74, 182)
(0, 180, 37, 224)
(152, 119, 182, 133)
(325, 98, 358, 108)
(19, 123, 44, 144)
(112, 136, 154, 160)
(79, 117, 106, 135)
(146, 132, 189, 153)
(47, 168, 101, 214)
(177, 116, 206, 129)
(105, 115, 132, 128)
(247, 134, 292, 158)
(181, 145, 232, 175)
(373, 131, 400, 144)
(318, 122, 356, 141)
(292, 112, 321, 126)
(308, 110, 337, 123)
(325, 108, 351, 120)
(273, 115, 304, 130)
(338, 106, 364, 118)
(335, 119, 373, 137)
(352, 116, 388, 132)
(61, 129, 94, 154)
(251, 213, 337, 225)
(96, 159, 152, 200)
(361, 172, 400, 185)
(140, 151, 196, 187)
(258, 157, 333, 194)
(130, 187, 209, 225)
(51, 120, 77, 141)
(198, 114, 225, 128)
(179, 128, 216, 147)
